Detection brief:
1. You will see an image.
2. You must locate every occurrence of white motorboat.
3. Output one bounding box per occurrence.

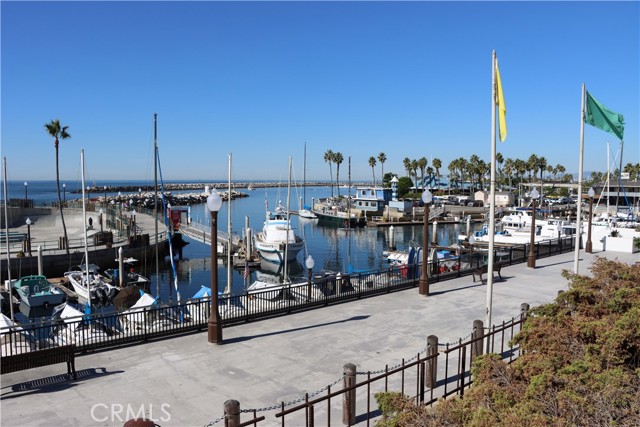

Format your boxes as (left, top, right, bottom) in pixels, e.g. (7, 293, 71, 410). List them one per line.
(64, 264, 119, 307)
(254, 204, 305, 264)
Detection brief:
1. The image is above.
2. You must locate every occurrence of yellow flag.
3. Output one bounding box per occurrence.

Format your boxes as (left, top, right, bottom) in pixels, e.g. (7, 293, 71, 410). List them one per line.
(495, 58, 507, 142)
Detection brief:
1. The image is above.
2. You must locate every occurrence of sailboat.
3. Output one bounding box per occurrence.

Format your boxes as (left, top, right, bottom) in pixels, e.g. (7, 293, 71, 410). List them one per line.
(64, 150, 118, 307)
(298, 143, 317, 219)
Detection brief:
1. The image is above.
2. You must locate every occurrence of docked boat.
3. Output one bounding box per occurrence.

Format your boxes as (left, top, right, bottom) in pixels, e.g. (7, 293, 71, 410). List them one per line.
(64, 264, 119, 307)
(102, 258, 151, 289)
(255, 159, 304, 265)
(312, 197, 364, 228)
(12, 275, 65, 312)
(247, 269, 309, 298)
(0, 313, 37, 355)
(254, 204, 305, 264)
(51, 302, 118, 346)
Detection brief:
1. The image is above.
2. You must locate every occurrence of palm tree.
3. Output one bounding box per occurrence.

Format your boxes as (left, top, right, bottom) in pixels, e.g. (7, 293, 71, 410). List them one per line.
(45, 119, 71, 256)
(324, 149, 334, 197)
(418, 157, 428, 190)
(468, 154, 481, 193)
(368, 156, 377, 186)
(504, 158, 515, 191)
(402, 157, 411, 177)
(410, 159, 419, 189)
(496, 152, 504, 186)
(334, 152, 344, 196)
(527, 154, 539, 184)
(432, 158, 442, 189)
(514, 158, 527, 197)
(447, 161, 458, 192)
(377, 152, 387, 185)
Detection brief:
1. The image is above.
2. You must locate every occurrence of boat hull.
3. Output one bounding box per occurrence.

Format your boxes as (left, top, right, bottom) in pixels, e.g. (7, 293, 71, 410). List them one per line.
(313, 210, 363, 227)
(255, 240, 304, 264)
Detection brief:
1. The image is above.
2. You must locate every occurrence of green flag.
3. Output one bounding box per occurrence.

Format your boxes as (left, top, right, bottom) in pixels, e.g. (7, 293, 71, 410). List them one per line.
(585, 90, 624, 140)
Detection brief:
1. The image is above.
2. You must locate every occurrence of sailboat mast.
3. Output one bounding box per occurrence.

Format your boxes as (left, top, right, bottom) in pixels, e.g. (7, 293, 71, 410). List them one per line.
(81, 150, 91, 309)
(303, 142, 307, 205)
(348, 156, 352, 230)
(154, 113, 159, 298)
(3, 157, 15, 321)
(226, 153, 232, 294)
(284, 156, 292, 284)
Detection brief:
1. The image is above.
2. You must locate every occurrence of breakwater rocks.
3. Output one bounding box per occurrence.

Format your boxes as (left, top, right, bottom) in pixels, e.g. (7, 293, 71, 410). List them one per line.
(74, 182, 332, 194)
(70, 190, 248, 210)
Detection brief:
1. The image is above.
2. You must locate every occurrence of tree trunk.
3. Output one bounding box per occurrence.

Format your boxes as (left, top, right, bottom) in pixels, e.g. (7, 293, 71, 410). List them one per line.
(55, 141, 70, 256)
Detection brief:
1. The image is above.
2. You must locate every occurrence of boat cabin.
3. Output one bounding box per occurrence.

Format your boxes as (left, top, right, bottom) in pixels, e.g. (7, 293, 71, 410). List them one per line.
(354, 187, 392, 215)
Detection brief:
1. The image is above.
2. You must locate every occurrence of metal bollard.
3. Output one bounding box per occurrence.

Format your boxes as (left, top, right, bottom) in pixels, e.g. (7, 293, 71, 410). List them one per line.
(342, 363, 356, 425)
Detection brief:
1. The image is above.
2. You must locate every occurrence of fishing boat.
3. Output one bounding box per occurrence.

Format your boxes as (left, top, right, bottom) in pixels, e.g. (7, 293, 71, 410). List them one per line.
(312, 197, 365, 227)
(102, 257, 151, 290)
(12, 275, 65, 313)
(255, 203, 305, 264)
(64, 264, 118, 307)
(255, 158, 304, 265)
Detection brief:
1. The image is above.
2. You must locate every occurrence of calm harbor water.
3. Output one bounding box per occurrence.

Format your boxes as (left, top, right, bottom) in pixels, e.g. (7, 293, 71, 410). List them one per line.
(5, 180, 477, 302)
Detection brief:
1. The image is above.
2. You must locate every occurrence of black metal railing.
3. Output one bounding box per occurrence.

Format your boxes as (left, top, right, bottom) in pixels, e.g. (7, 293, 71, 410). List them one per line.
(0, 235, 575, 357)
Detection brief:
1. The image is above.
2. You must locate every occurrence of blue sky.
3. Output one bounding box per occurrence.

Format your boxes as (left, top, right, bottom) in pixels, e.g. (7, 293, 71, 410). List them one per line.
(1, 1, 638, 183)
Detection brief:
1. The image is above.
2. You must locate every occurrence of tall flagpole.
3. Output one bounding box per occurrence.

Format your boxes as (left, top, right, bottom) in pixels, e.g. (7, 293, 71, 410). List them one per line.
(486, 50, 497, 343)
(226, 153, 232, 295)
(573, 83, 586, 273)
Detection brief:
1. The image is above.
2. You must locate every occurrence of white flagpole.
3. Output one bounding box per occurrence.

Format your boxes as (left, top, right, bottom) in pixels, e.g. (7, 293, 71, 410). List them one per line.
(573, 83, 586, 273)
(486, 50, 497, 344)
(227, 153, 233, 310)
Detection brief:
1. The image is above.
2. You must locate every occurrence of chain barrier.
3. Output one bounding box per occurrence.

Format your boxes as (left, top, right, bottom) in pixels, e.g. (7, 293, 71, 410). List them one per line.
(239, 374, 345, 415)
(203, 415, 226, 427)
(438, 332, 473, 347)
(356, 342, 430, 375)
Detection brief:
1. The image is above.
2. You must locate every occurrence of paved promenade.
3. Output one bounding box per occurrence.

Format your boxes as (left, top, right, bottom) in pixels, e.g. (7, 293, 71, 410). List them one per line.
(1, 249, 637, 427)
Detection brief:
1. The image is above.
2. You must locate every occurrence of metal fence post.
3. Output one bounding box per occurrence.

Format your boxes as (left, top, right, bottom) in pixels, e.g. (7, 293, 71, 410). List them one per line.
(425, 335, 438, 389)
(471, 320, 484, 365)
(343, 363, 356, 425)
(224, 399, 240, 427)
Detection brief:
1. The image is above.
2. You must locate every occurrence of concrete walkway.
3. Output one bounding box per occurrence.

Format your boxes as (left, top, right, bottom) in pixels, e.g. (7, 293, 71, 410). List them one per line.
(1, 249, 637, 427)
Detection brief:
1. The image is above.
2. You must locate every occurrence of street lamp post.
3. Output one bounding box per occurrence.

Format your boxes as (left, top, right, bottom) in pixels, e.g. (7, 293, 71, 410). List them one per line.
(24, 182, 28, 204)
(305, 254, 315, 301)
(527, 187, 540, 268)
(207, 190, 223, 344)
(585, 187, 595, 253)
(132, 210, 136, 236)
(63, 183, 66, 205)
(419, 189, 432, 296)
(87, 185, 90, 202)
(99, 208, 104, 234)
(104, 185, 107, 203)
(25, 218, 32, 257)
